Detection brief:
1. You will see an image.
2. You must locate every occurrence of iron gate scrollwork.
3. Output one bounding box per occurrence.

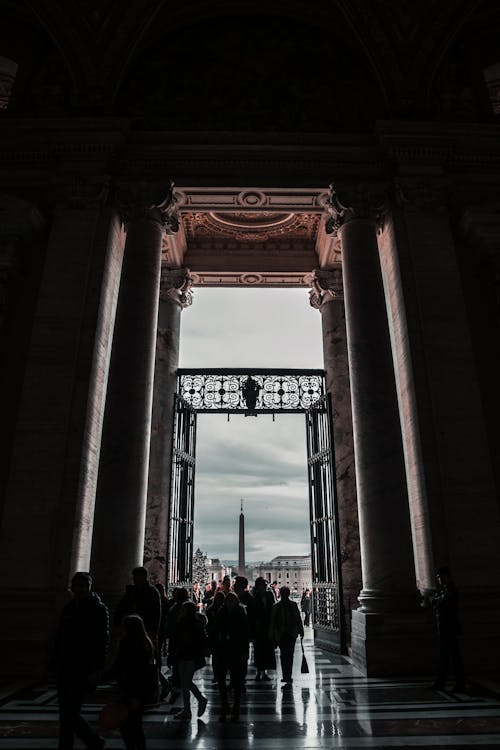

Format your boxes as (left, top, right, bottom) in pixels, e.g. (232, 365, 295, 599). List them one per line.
(167, 395, 197, 586)
(169, 369, 345, 652)
(306, 394, 345, 653)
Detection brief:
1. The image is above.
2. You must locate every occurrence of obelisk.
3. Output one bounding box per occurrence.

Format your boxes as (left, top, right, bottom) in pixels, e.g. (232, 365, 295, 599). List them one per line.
(238, 499, 246, 576)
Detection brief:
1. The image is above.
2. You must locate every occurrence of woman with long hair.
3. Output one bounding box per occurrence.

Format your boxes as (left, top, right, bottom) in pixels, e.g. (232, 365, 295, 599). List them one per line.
(113, 614, 159, 749)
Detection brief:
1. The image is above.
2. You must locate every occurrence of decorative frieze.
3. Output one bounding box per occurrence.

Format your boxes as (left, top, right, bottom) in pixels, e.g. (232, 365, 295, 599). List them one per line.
(160, 267, 194, 308)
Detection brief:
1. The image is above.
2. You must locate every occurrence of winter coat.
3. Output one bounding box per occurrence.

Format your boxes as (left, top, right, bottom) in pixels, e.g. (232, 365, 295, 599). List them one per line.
(212, 603, 250, 660)
(269, 598, 304, 642)
(114, 583, 161, 639)
(51, 592, 109, 674)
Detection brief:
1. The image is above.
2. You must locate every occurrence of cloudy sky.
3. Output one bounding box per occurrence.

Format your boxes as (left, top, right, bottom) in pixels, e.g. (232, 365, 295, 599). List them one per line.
(179, 287, 324, 563)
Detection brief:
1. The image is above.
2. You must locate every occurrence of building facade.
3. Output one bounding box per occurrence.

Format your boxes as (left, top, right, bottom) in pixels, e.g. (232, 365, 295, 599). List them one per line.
(252, 556, 312, 598)
(1, 0, 500, 678)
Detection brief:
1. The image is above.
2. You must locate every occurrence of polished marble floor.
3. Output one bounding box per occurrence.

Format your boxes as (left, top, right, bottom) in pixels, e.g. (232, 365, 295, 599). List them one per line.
(1, 630, 500, 749)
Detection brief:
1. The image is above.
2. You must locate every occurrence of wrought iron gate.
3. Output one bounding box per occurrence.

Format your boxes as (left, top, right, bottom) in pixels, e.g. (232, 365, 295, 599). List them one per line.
(168, 369, 345, 652)
(167, 394, 197, 586)
(306, 394, 345, 653)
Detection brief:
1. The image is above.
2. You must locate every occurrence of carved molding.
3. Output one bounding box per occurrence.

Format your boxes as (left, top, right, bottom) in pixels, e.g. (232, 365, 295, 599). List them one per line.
(323, 183, 387, 235)
(117, 180, 179, 233)
(188, 271, 313, 288)
(159, 267, 194, 308)
(174, 187, 328, 214)
(304, 267, 344, 309)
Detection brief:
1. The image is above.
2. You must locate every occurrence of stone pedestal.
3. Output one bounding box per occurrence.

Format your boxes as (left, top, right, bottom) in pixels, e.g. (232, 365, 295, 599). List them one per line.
(91, 186, 177, 603)
(144, 268, 193, 583)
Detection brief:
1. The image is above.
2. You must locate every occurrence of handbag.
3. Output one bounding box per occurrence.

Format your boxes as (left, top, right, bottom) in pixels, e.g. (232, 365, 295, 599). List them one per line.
(300, 639, 309, 674)
(98, 702, 129, 730)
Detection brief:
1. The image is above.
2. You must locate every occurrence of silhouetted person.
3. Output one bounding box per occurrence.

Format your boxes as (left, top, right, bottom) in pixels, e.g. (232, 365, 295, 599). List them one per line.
(112, 614, 159, 750)
(50, 572, 109, 750)
(251, 577, 276, 681)
(270, 581, 279, 601)
(300, 589, 311, 627)
(153, 582, 170, 700)
(429, 566, 466, 691)
(212, 591, 250, 721)
(165, 587, 190, 704)
(206, 590, 226, 684)
(269, 585, 304, 688)
(114, 567, 161, 644)
(233, 575, 254, 690)
(203, 579, 217, 605)
(170, 601, 209, 720)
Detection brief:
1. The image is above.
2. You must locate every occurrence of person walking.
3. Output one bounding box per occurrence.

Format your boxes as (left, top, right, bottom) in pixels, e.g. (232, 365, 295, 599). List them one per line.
(170, 601, 209, 720)
(300, 589, 312, 627)
(114, 567, 161, 644)
(251, 577, 276, 681)
(269, 586, 304, 689)
(206, 590, 226, 684)
(50, 571, 109, 750)
(112, 614, 159, 750)
(212, 592, 250, 721)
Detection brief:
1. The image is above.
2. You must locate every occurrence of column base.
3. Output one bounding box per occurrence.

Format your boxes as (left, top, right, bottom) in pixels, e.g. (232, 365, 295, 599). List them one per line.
(350, 608, 435, 676)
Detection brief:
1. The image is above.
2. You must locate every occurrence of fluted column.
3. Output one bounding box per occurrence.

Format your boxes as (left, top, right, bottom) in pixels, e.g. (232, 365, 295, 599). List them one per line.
(325, 184, 431, 674)
(144, 268, 194, 583)
(307, 268, 362, 633)
(91, 183, 178, 602)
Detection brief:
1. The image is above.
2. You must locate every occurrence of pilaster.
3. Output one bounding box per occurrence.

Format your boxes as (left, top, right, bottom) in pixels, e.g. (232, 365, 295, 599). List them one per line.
(0, 178, 123, 675)
(144, 267, 194, 583)
(91, 182, 178, 604)
(306, 268, 362, 638)
(325, 184, 434, 675)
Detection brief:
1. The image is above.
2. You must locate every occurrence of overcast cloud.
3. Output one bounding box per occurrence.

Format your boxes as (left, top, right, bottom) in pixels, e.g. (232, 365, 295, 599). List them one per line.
(179, 288, 323, 563)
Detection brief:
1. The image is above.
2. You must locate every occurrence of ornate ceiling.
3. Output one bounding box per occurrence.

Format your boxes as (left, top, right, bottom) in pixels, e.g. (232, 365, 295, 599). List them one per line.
(161, 188, 341, 286)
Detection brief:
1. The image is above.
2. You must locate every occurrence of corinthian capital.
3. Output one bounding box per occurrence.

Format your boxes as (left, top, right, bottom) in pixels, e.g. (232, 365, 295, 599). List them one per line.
(160, 268, 194, 309)
(117, 180, 179, 234)
(324, 183, 387, 235)
(304, 267, 343, 309)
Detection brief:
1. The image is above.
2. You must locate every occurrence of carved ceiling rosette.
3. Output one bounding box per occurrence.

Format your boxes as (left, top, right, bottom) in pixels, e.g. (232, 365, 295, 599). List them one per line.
(304, 267, 344, 309)
(159, 267, 194, 309)
(323, 183, 388, 235)
(116, 180, 179, 233)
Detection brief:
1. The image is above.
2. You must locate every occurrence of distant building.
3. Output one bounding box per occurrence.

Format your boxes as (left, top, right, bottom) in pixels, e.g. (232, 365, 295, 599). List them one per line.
(207, 557, 232, 582)
(251, 555, 312, 597)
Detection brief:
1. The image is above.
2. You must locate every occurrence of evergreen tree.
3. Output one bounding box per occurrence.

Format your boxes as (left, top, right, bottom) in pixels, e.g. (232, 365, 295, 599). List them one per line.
(192, 547, 210, 585)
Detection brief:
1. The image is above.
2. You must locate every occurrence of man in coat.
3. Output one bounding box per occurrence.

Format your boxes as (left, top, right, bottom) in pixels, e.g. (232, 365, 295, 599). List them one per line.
(50, 571, 109, 750)
(269, 586, 304, 688)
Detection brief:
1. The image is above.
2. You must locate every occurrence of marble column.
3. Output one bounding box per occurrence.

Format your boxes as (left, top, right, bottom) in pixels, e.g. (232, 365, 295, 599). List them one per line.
(306, 267, 362, 640)
(324, 185, 432, 674)
(91, 183, 178, 603)
(144, 268, 194, 583)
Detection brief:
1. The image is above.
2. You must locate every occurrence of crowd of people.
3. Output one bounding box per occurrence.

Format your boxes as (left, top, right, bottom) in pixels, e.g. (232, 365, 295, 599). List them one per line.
(50, 568, 310, 749)
(50, 564, 465, 750)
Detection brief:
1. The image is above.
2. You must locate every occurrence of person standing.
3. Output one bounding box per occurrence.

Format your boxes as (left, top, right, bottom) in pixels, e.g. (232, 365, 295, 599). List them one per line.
(50, 572, 109, 750)
(251, 577, 276, 681)
(114, 567, 161, 644)
(269, 586, 304, 689)
(300, 589, 312, 627)
(428, 566, 466, 691)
